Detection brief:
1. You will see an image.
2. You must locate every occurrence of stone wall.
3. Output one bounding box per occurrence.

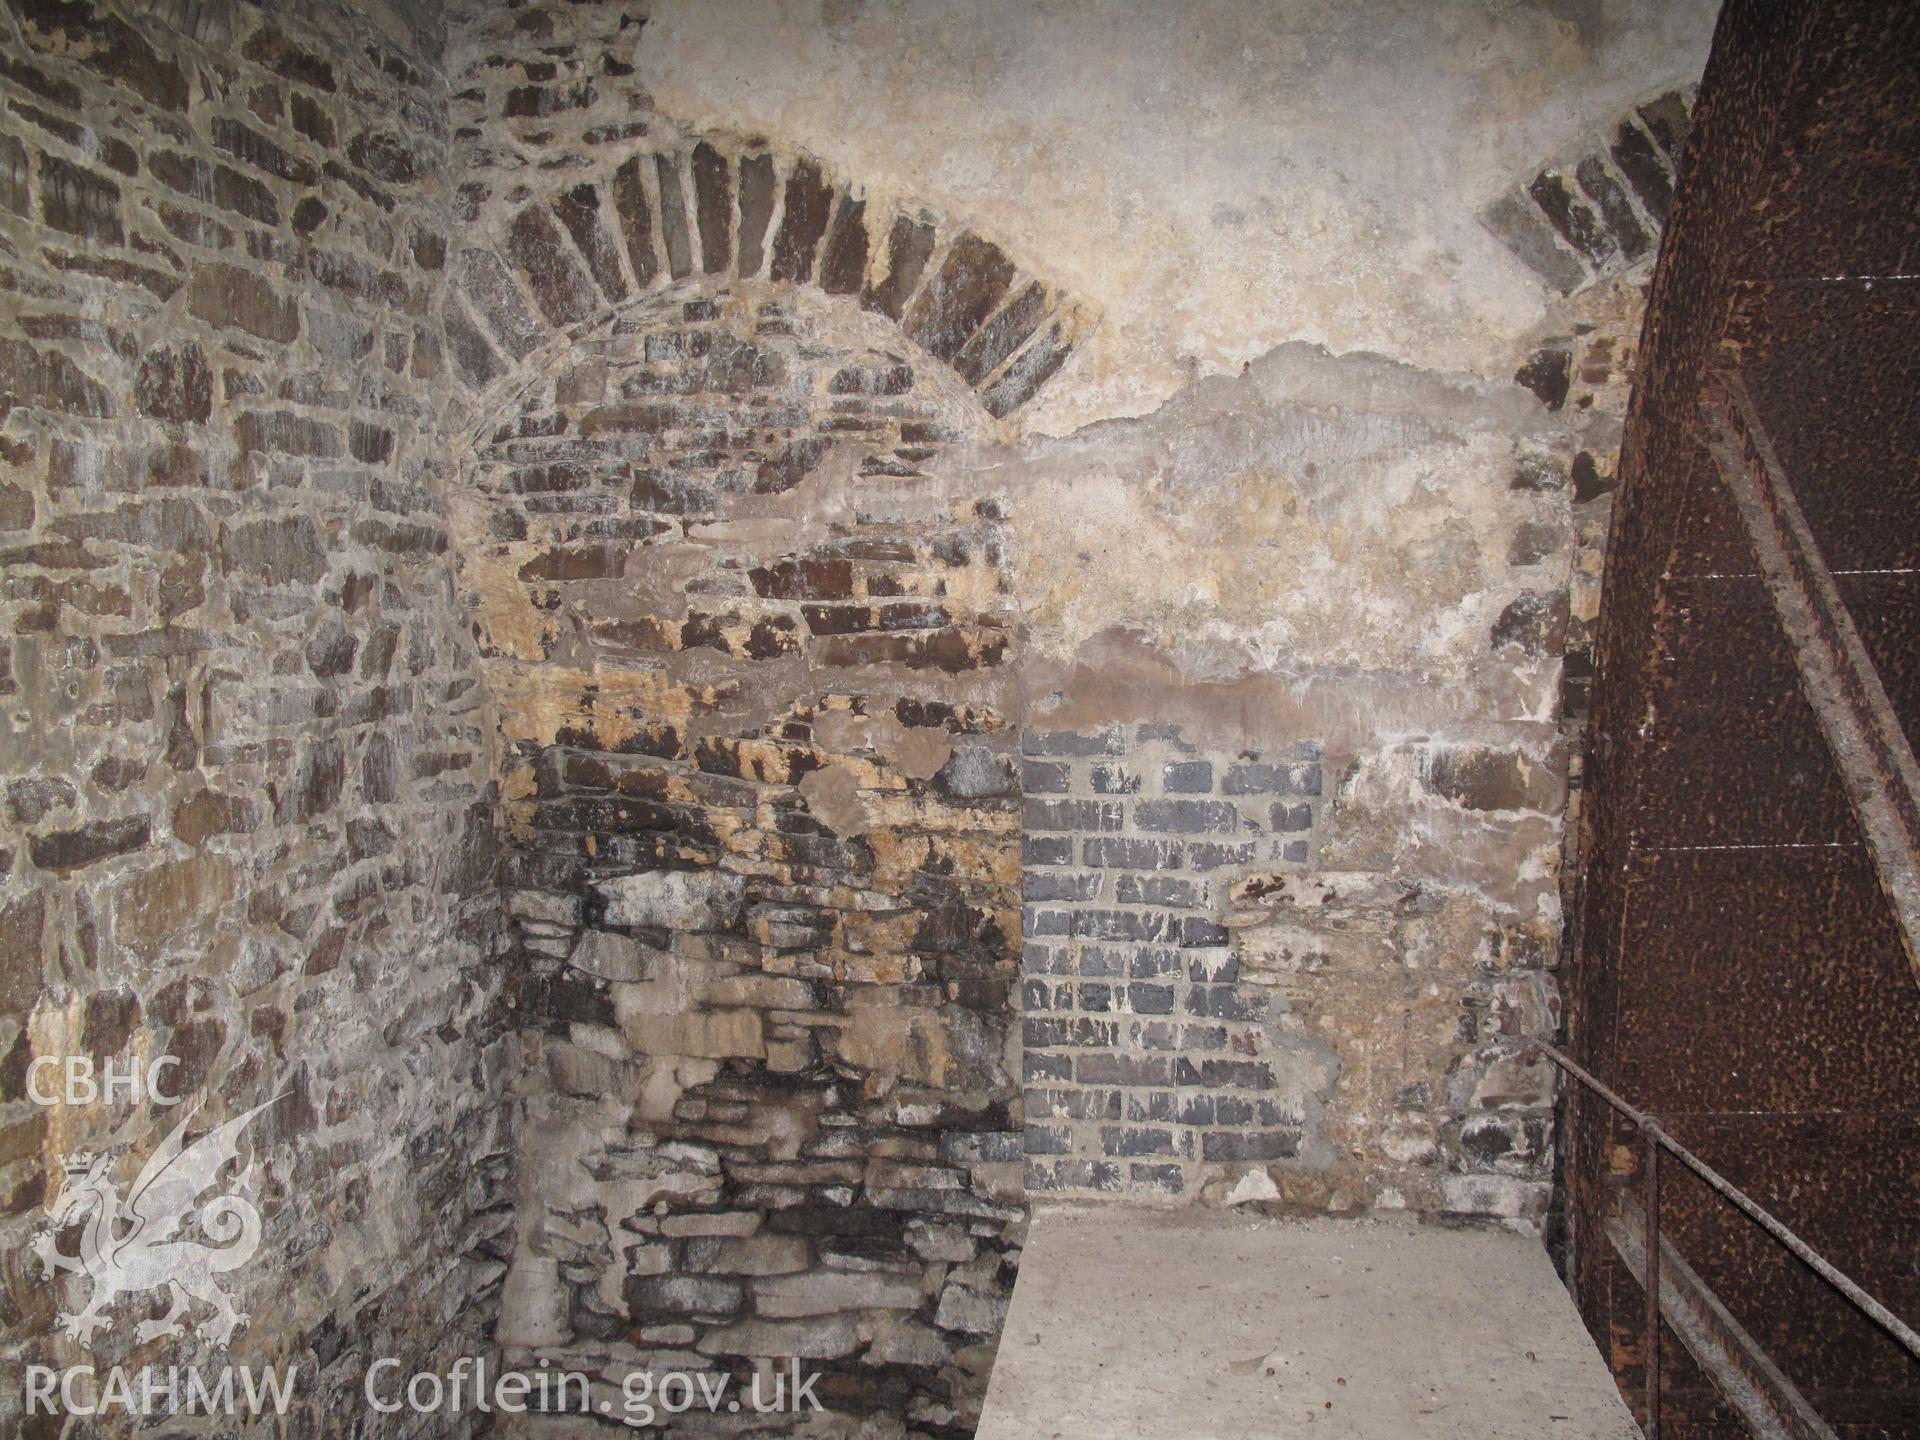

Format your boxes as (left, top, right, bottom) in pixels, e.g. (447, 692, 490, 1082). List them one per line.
(0, 0, 512, 1433)
(1483, 86, 1697, 886)
(994, 341, 1575, 1216)
(0, 0, 1714, 1432)
(1499, 89, 1695, 1260)
(1004, 87, 1691, 1214)
(435, 7, 1707, 1430)
(466, 284, 1030, 1433)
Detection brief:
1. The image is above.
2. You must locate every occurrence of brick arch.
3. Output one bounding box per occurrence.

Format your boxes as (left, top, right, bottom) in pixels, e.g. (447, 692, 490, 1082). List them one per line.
(437, 131, 1088, 424)
(1479, 85, 1696, 295)
(442, 145, 1032, 1415)
(445, 279, 1018, 680)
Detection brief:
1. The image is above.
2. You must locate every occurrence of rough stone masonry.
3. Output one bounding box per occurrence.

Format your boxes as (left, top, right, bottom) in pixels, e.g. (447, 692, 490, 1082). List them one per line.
(0, 0, 512, 1436)
(0, 0, 1711, 1434)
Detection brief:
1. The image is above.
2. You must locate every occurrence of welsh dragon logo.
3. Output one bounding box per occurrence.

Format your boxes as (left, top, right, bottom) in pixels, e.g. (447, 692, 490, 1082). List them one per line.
(33, 1096, 283, 1348)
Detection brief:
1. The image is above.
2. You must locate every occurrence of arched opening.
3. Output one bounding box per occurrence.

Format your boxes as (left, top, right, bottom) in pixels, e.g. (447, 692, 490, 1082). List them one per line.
(457, 275, 1028, 1421)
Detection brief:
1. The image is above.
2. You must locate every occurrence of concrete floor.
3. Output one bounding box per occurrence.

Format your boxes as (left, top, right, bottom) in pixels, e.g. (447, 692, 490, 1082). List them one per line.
(977, 1207, 1641, 1440)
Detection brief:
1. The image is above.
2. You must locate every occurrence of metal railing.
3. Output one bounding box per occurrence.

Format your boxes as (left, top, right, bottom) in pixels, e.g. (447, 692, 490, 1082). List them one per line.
(1531, 1041, 1920, 1439)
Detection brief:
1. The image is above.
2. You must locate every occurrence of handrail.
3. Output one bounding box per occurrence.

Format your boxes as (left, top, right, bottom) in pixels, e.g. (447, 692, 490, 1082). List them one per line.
(1536, 1042, 1920, 1357)
(1532, 1041, 1920, 1437)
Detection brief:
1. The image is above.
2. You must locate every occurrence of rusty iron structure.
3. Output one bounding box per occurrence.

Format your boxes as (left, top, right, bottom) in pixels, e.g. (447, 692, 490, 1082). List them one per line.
(1567, 1, 1920, 1435)
(1700, 370, 1920, 983)
(1537, 1041, 1920, 1438)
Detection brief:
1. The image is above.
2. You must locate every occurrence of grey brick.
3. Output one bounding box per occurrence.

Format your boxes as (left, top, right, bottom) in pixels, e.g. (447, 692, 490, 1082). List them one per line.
(1076, 982, 1112, 1012)
(1038, 1087, 1121, 1121)
(1101, 1126, 1174, 1157)
(1024, 1123, 1070, 1155)
(940, 745, 1018, 799)
(1224, 761, 1322, 795)
(1072, 909, 1169, 942)
(1611, 118, 1674, 224)
(1162, 760, 1213, 793)
(1186, 840, 1257, 870)
(1135, 798, 1240, 833)
(1076, 1054, 1170, 1086)
(1222, 762, 1280, 794)
(1030, 1088, 1114, 1122)
(1023, 871, 1101, 902)
(1127, 983, 1176, 1015)
(1024, 1051, 1071, 1081)
(1083, 837, 1183, 869)
(1024, 834, 1075, 865)
(1021, 759, 1070, 793)
(1022, 728, 1122, 757)
(1214, 1095, 1255, 1124)
(1175, 1057, 1276, 1090)
(1089, 763, 1140, 794)
(1481, 191, 1586, 295)
(1025, 1158, 1121, 1191)
(1179, 916, 1230, 948)
(1024, 1017, 1071, 1048)
(1126, 1090, 1178, 1122)
(1024, 797, 1122, 832)
(1129, 1163, 1185, 1192)
(943, 1131, 1023, 1163)
(1575, 153, 1650, 262)
(1272, 802, 1312, 832)
(1132, 1019, 1179, 1050)
(1186, 951, 1240, 983)
(1023, 1160, 1066, 1190)
(1022, 942, 1071, 975)
(1201, 1130, 1299, 1162)
(1027, 1015, 1118, 1048)
(1528, 168, 1616, 265)
(1023, 907, 1070, 937)
(1638, 89, 1694, 159)
(1067, 1017, 1119, 1046)
(1116, 873, 1199, 907)
(628, 1274, 745, 1314)
(1129, 947, 1181, 978)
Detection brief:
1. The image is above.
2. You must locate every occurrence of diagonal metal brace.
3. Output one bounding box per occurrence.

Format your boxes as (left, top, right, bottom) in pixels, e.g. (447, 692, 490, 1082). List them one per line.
(1608, 1192, 1839, 1440)
(1699, 367, 1920, 989)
